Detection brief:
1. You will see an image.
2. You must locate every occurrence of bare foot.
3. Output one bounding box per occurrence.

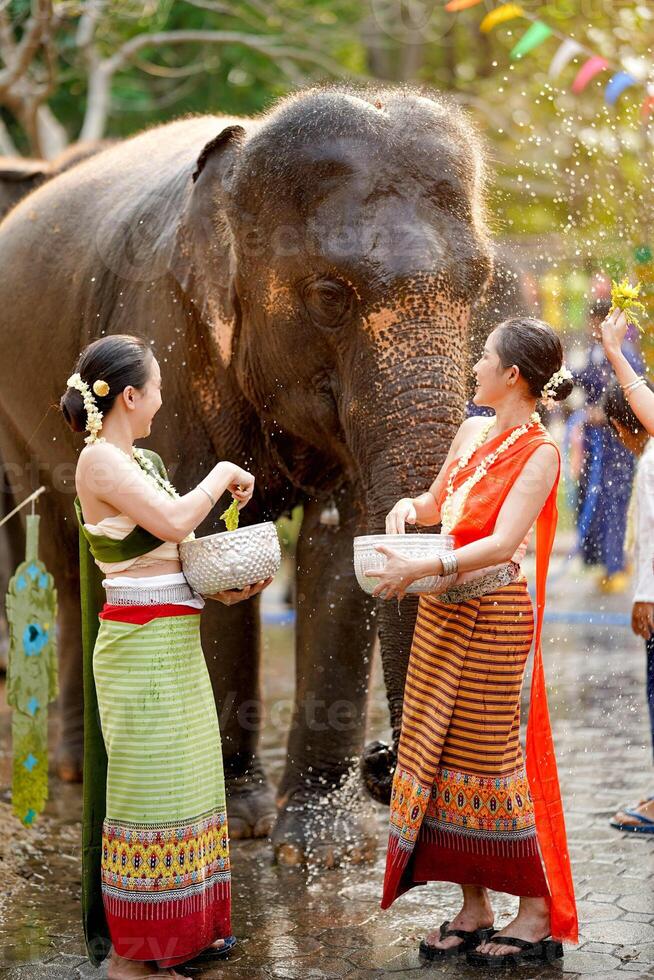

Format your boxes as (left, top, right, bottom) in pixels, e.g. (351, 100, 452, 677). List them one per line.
(476, 896, 550, 957)
(425, 885, 494, 952)
(611, 796, 654, 827)
(107, 951, 187, 980)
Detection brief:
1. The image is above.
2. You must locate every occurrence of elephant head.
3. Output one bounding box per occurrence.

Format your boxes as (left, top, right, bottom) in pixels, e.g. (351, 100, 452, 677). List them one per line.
(173, 84, 494, 801)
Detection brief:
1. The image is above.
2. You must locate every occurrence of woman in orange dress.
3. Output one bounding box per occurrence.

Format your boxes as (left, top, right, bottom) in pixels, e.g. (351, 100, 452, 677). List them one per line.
(367, 317, 578, 969)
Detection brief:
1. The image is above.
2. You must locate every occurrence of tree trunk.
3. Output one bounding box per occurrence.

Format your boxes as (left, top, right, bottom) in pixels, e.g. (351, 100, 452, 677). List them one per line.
(36, 104, 68, 158)
(0, 116, 18, 155)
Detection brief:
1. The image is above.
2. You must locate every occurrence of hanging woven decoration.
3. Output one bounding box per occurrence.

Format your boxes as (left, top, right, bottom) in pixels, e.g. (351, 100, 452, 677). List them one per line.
(5, 510, 58, 826)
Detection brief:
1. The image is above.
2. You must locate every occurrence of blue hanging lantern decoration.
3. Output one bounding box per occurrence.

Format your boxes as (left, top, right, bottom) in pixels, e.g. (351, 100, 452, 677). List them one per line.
(5, 492, 58, 827)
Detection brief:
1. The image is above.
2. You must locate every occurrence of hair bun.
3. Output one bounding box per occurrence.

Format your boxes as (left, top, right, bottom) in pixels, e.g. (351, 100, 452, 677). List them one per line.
(553, 376, 574, 402)
(60, 334, 153, 441)
(496, 317, 571, 405)
(60, 387, 87, 433)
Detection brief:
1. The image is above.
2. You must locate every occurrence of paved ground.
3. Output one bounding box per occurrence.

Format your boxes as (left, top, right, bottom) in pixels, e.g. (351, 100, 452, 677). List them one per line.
(1, 539, 654, 979)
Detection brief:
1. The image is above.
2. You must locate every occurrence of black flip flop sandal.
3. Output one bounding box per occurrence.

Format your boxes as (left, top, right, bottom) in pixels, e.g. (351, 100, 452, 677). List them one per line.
(182, 935, 237, 966)
(419, 920, 496, 960)
(466, 933, 563, 969)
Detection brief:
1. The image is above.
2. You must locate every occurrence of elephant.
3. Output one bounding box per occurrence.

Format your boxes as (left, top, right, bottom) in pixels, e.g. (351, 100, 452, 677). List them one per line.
(0, 83, 495, 863)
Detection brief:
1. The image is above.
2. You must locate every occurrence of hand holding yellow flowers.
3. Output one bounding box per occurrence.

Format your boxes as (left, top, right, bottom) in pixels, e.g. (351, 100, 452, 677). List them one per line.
(610, 277, 648, 333)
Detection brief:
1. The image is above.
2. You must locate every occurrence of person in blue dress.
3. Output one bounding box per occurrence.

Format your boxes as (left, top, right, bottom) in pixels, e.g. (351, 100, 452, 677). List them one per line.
(574, 298, 644, 593)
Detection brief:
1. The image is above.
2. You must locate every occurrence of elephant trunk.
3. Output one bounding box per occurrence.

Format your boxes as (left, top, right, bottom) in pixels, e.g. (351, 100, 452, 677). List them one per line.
(346, 313, 470, 804)
(361, 448, 454, 806)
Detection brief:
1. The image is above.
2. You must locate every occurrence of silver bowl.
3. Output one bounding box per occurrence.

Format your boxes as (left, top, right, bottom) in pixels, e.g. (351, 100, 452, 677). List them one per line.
(353, 533, 457, 595)
(179, 522, 281, 595)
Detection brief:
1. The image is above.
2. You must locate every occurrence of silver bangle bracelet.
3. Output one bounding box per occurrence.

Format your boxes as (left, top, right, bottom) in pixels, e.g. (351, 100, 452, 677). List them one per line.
(622, 376, 645, 393)
(440, 552, 458, 577)
(198, 483, 216, 507)
(625, 379, 647, 397)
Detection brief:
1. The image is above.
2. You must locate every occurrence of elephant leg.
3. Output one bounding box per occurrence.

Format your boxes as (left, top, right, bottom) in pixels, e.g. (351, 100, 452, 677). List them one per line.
(200, 593, 276, 839)
(53, 558, 86, 781)
(273, 495, 378, 867)
(360, 593, 420, 806)
(0, 456, 25, 670)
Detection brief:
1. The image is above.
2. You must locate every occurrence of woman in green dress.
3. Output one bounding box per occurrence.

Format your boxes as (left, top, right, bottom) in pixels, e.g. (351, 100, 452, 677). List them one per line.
(60, 334, 271, 980)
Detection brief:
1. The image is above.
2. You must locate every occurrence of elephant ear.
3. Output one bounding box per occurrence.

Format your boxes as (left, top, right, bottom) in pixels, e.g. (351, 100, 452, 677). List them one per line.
(170, 124, 246, 367)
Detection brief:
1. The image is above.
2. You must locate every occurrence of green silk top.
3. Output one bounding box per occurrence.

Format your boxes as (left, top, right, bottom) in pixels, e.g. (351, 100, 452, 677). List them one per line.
(74, 448, 170, 965)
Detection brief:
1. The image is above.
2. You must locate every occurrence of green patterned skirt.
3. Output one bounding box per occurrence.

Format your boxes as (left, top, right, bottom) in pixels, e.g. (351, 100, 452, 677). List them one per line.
(92, 601, 230, 968)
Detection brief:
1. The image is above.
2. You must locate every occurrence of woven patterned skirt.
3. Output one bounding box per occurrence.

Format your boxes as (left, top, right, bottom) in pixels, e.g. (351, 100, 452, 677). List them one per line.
(381, 577, 549, 908)
(93, 601, 231, 967)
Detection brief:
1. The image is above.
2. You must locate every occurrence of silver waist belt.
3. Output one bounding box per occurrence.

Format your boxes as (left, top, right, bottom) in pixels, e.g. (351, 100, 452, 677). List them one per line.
(104, 580, 197, 606)
(434, 561, 522, 604)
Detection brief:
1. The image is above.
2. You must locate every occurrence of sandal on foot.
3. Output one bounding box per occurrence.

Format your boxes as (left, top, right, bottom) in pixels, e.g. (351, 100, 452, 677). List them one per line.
(419, 920, 495, 960)
(466, 933, 563, 969)
(610, 808, 654, 833)
(183, 935, 237, 965)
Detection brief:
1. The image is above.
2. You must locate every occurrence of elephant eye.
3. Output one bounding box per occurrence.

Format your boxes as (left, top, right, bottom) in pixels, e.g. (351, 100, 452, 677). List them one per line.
(429, 179, 472, 223)
(302, 278, 353, 329)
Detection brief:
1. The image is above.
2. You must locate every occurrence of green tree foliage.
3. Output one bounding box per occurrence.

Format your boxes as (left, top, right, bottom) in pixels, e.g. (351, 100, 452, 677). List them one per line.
(0, 1, 651, 272)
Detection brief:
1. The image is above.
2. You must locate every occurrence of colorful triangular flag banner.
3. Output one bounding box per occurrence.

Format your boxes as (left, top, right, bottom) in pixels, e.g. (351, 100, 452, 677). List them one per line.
(445, 0, 484, 9)
(642, 85, 654, 120)
(605, 71, 637, 105)
(446, 1, 653, 115)
(511, 21, 553, 60)
(549, 38, 583, 79)
(571, 55, 610, 94)
(480, 4, 525, 33)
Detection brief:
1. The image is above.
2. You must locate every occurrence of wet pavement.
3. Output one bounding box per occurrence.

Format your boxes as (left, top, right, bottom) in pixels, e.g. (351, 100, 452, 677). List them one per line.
(1, 539, 654, 979)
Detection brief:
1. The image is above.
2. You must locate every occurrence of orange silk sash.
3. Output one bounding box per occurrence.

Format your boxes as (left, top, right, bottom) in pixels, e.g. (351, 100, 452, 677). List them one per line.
(436, 423, 579, 944)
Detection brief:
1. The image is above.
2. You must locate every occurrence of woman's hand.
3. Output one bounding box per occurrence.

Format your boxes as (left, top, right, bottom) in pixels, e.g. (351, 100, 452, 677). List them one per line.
(632, 601, 654, 639)
(206, 577, 273, 605)
(222, 463, 255, 508)
(364, 545, 428, 601)
(385, 498, 418, 534)
(600, 307, 629, 361)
